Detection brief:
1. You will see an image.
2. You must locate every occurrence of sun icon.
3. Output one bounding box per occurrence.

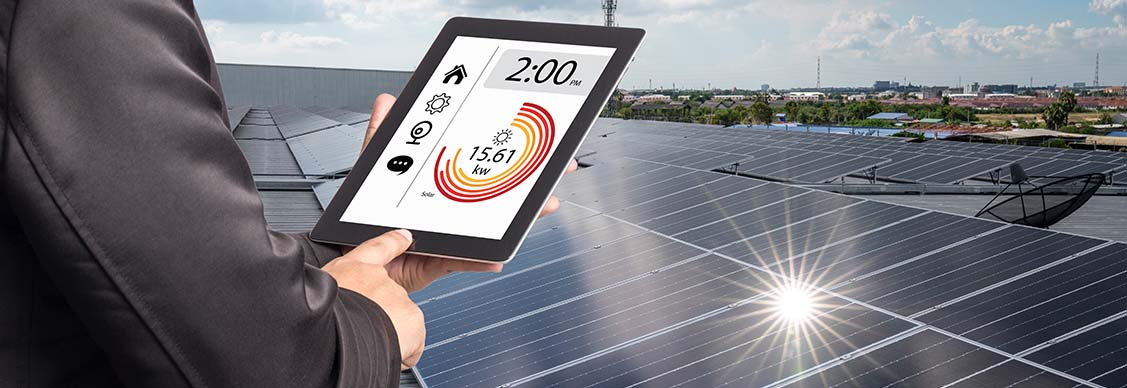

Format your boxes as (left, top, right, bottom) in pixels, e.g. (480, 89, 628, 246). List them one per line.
(425, 93, 452, 114)
(492, 128, 513, 146)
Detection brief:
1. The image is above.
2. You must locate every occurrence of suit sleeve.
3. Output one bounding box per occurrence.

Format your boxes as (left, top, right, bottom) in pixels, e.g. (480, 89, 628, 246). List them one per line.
(2, 1, 400, 387)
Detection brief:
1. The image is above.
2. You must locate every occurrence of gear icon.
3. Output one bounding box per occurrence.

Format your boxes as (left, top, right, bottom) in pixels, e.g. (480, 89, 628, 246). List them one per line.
(425, 93, 452, 114)
(492, 128, 513, 146)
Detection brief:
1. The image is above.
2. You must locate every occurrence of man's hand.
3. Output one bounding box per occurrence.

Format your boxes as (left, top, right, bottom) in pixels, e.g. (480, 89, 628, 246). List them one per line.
(358, 94, 577, 292)
(322, 230, 424, 370)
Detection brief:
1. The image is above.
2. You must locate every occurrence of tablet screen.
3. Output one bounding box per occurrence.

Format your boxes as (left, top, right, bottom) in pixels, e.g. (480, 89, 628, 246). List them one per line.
(340, 37, 616, 239)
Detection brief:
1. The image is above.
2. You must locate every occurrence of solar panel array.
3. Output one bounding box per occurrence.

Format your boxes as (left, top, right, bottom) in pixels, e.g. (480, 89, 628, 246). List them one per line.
(234, 107, 367, 178)
(239, 113, 1127, 387)
(579, 120, 1127, 186)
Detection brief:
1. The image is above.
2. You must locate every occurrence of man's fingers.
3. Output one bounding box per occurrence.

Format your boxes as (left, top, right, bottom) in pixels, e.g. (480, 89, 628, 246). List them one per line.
(566, 159, 578, 173)
(350, 229, 413, 266)
(434, 259, 503, 274)
(363, 93, 397, 151)
(539, 196, 560, 217)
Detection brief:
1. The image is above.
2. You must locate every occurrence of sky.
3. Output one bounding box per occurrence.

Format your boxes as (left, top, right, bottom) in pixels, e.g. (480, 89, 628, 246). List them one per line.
(196, 0, 1127, 90)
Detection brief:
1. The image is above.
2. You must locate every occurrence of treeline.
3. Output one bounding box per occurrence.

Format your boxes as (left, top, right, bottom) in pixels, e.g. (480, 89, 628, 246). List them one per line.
(616, 99, 978, 127)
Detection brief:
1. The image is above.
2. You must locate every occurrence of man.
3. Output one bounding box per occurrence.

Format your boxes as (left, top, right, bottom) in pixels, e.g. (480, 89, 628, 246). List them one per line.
(0, 1, 571, 387)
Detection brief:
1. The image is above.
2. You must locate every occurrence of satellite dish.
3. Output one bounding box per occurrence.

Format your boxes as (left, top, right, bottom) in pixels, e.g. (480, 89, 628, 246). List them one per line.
(1009, 163, 1029, 184)
(976, 173, 1105, 228)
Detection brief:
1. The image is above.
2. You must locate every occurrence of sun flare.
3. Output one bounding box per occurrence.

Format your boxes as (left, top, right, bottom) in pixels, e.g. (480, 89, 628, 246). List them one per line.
(774, 285, 816, 324)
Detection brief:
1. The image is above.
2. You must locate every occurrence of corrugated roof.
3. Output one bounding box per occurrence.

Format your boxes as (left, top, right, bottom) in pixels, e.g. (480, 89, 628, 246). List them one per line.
(236, 139, 302, 176)
(867, 112, 911, 120)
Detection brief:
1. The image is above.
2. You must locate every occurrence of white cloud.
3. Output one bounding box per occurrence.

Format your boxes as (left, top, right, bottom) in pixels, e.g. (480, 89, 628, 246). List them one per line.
(815, 11, 1126, 61)
(1090, 0, 1126, 25)
(195, 1, 1127, 88)
(259, 30, 347, 49)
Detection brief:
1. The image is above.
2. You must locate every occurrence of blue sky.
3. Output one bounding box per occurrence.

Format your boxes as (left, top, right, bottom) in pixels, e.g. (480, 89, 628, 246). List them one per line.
(196, 0, 1127, 90)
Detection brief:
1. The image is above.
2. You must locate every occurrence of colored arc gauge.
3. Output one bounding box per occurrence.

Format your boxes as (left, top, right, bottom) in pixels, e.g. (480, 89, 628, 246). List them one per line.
(433, 102, 555, 202)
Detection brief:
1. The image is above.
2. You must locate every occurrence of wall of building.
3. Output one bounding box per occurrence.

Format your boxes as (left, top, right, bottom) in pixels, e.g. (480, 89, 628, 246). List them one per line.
(217, 63, 413, 109)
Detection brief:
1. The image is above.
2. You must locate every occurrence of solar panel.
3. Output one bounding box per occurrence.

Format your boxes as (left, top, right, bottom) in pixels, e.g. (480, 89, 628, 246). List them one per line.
(312, 178, 344, 207)
(249, 117, 1125, 387)
(755, 213, 1002, 282)
(1026, 314, 1127, 387)
(518, 294, 916, 387)
(915, 158, 1009, 184)
(789, 155, 888, 183)
(835, 228, 1106, 317)
(285, 124, 365, 176)
(420, 233, 705, 344)
(877, 154, 948, 179)
(917, 243, 1126, 353)
(303, 105, 371, 125)
(416, 255, 775, 388)
(783, 329, 1079, 387)
(268, 106, 346, 138)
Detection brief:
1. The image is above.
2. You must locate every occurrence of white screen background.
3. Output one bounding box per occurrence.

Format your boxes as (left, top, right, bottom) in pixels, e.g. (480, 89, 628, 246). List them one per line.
(341, 37, 615, 239)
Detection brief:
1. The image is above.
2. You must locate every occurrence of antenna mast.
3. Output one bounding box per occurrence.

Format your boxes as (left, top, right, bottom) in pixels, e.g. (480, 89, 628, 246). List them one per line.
(602, 0, 617, 27)
(1094, 52, 1100, 87)
(816, 56, 821, 90)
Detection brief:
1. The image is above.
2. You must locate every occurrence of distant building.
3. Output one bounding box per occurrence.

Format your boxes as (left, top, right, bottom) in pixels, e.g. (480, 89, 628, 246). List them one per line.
(677, 95, 692, 101)
(983, 84, 1018, 94)
(761, 84, 770, 92)
(786, 92, 825, 101)
(847, 94, 869, 101)
(1104, 86, 1126, 95)
(636, 94, 672, 103)
(921, 87, 945, 99)
(866, 112, 914, 122)
(622, 94, 638, 103)
(947, 93, 979, 100)
(711, 94, 748, 101)
(984, 93, 1018, 99)
(874, 81, 893, 91)
(1073, 82, 1087, 89)
(963, 82, 980, 94)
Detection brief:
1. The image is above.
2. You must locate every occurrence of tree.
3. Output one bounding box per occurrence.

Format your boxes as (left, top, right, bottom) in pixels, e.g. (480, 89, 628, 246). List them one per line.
(1059, 89, 1077, 110)
(846, 100, 882, 121)
(1042, 102, 1068, 130)
(1041, 139, 1071, 149)
(784, 101, 799, 123)
(750, 101, 773, 124)
(941, 96, 951, 106)
(1059, 91, 1077, 113)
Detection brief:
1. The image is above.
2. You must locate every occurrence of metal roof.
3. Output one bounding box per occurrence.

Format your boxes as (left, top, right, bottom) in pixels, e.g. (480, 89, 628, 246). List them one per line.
(867, 112, 911, 120)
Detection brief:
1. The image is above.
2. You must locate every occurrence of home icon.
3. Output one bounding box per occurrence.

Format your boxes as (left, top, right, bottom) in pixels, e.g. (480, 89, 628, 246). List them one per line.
(443, 65, 468, 85)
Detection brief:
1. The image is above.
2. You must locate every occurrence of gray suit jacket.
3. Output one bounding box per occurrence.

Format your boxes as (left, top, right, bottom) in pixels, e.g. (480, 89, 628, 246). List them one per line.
(0, 1, 400, 387)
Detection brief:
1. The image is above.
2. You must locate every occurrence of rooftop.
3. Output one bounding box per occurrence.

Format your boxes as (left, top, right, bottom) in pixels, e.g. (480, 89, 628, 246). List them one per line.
(219, 64, 1127, 388)
(867, 112, 912, 120)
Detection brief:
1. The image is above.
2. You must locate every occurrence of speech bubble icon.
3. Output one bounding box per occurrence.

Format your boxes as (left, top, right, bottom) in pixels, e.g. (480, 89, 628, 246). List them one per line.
(387, 155, 413, 175)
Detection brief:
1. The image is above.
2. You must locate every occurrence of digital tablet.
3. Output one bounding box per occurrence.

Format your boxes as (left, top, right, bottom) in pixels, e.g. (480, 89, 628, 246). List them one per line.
(311, 17, 645, 263)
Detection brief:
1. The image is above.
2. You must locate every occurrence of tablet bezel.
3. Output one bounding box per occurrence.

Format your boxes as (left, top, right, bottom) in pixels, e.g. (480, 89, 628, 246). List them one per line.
(311, 17, 644, 262)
